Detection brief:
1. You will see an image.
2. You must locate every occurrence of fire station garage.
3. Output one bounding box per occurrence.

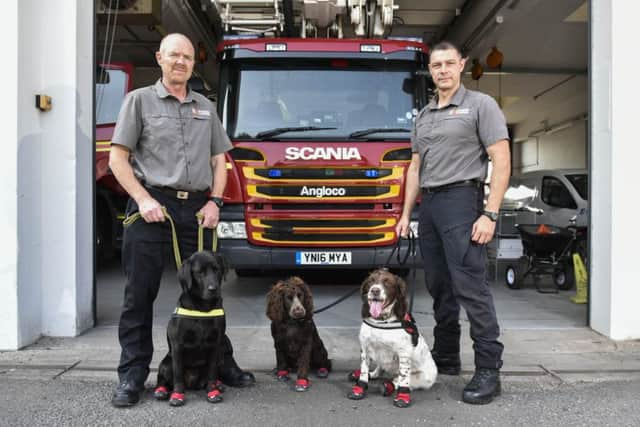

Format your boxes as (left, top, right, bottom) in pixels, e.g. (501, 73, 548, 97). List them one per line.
(1, 0, 638, 351)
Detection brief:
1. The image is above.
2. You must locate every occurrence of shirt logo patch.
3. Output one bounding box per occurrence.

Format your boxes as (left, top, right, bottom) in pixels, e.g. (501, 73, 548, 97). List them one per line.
(192, 108, 211, 117)
(449, 108, 470, 115)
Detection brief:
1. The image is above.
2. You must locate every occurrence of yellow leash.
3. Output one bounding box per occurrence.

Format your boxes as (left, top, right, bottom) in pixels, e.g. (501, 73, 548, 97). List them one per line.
(122, 206, 218, 270)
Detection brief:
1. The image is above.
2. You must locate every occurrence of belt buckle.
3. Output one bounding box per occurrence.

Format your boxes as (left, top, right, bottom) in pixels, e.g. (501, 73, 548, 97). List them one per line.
(176, 190, 189, 200)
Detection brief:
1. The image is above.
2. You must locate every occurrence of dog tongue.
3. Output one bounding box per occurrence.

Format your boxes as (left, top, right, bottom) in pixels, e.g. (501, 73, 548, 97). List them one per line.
(369, 301, 384, 318)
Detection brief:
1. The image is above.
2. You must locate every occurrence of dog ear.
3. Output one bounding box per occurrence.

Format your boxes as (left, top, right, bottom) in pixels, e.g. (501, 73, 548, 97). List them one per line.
(178, 256, 194, 294)
(266, 281, 285, 322)
(360, 272, 374, 319)
(299, 280, 314, 319)
(393, 274, 408, 319)
(214, 253, 229, 282)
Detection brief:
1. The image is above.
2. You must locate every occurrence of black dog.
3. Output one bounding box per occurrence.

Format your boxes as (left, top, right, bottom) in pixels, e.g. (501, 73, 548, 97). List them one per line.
(153, 251, 228, 406)
(266, 277, 331, 392)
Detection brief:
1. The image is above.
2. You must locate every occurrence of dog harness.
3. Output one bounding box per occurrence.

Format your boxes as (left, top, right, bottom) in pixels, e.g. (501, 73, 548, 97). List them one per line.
(363, 313, 419, 347)
(172, 307, 225, 318)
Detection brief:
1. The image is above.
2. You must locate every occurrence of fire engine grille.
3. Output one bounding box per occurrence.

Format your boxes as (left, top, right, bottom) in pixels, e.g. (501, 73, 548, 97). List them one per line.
(260, 219, 387, 229)
(249, 217, 396, 246)
(252, 185, 395, 198)
(271, 203, 374, 210)
(253, 168, 393, 179)
(261, 232, 385, 242)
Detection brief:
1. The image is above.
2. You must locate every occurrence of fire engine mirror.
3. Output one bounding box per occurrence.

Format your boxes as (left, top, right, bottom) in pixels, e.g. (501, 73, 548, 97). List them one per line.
(96, 66, 110, 84)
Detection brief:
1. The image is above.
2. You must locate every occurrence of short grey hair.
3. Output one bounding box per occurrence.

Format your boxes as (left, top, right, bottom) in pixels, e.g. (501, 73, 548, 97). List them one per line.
(158, 33, 193, 53)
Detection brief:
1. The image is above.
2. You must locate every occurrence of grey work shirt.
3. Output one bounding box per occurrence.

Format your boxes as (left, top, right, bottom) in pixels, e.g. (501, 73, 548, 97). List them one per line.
(411, 85, 509, 188)
(111, 79, 232, 192)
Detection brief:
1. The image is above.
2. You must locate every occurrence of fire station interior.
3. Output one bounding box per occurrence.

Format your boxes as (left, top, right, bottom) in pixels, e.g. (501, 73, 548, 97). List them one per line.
(95, 0, 589, 330)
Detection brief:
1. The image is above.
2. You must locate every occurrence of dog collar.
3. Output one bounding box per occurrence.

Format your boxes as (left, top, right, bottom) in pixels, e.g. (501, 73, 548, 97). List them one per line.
(363, 313, 419, 347)
(363, 318, 404, 329)
(173, 307, 225, 318)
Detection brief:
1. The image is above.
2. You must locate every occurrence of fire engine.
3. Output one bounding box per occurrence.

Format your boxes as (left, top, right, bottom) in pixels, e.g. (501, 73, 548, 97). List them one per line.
(212, 1, 428, 274)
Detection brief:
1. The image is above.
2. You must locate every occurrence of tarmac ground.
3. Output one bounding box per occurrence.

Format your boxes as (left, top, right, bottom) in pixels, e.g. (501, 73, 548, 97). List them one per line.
(1, 262, 639, 426)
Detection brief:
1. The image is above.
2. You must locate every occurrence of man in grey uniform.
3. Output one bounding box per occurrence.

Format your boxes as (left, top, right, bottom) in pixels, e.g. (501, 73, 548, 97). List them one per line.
(109, 33, 254, 407)
(396, 41, 511, 405)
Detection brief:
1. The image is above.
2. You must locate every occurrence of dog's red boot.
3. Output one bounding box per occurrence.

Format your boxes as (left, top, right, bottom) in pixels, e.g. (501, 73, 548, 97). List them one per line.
(276, 369, 290, 382)
(294, 378, 310, 392)
(347, 368, 361, 382)
(169, 392, 186, 407)
(381, 380, 395, 397)
(214, 379, 225, 392)
(347, 381, 368, 400)
(207, 387, 223, 403)
(316, 368, 329, 379)
(393, 387, 411, 408)
(153, 386, 170, 401)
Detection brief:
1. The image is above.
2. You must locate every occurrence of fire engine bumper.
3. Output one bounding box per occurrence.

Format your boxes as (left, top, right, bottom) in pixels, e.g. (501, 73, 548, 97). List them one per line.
(216, 240, 423, 270)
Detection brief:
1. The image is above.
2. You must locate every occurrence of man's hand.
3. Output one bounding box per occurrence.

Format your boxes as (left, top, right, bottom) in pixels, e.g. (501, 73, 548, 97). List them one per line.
(198, 201, 220, 229)
(138, 196, 165, 223)
(396, 216, 410, 238)
(471, 215, 496, 244)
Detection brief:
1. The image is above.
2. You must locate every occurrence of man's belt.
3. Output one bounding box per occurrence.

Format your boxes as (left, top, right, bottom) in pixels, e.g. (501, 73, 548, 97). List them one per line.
(146, 185, 209, 200)
(422, 179, 482, 194)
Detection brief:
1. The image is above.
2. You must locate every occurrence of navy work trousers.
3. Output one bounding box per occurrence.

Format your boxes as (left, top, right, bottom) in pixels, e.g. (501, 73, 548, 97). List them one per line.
(117, 187, 238, 385)
(418, 185, 504, 369)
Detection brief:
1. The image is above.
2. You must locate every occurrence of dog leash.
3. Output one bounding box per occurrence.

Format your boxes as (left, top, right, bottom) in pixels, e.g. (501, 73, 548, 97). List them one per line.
(379, 230, 418, 313)
(313, 231, 417, 315)
(122, 207, 218, 269)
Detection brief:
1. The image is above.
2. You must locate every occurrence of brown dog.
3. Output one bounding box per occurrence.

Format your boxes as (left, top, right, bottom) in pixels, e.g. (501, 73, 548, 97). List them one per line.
(266, 277, 332, 391)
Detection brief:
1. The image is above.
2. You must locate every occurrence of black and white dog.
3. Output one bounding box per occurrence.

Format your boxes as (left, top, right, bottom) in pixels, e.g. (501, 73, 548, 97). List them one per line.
(153, 251, 229, 406)
(348, 269, 437, 408)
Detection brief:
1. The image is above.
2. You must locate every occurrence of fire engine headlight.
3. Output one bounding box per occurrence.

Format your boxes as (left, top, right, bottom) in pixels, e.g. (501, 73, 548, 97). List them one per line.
(409, 221, 419, 237)
(217, 222, 247, 239)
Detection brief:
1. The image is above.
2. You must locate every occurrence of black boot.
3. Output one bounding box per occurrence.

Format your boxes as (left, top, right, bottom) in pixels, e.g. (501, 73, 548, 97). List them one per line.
(431, 350, 461, 376)
(111, 380, 142, 407)
(462, 368, 501, 404)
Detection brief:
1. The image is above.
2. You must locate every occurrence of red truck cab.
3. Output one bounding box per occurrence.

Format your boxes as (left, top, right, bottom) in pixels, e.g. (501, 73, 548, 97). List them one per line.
(215, 38, 428, 273)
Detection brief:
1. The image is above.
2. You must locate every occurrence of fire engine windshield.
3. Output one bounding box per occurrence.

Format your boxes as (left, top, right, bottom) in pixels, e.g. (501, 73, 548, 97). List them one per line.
(222, 64, 419, 140)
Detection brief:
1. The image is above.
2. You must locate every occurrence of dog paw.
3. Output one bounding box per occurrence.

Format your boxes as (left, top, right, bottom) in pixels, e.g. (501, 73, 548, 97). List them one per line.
(276, 370, 290, 382)
(393, 391, 411, 408)
(347, 369, 361, 382)
(294, 378, 310, 392)
(207, 388, 223, 403)
(347, 383, 367, 400)
(214, 379, 225, 392)
(316, 368, 329, 379)
(153, 386, 170, 400)
(169, 392, 185, 407)
(381, 380, 395, 397)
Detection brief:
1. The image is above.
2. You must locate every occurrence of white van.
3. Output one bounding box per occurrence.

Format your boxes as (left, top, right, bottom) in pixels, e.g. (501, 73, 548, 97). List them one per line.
(501, 169, 588, 228)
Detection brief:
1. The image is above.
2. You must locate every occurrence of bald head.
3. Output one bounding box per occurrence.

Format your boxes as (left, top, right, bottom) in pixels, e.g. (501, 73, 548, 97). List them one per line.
(159, 33, 194, 55)
(156, 33, 195, 88)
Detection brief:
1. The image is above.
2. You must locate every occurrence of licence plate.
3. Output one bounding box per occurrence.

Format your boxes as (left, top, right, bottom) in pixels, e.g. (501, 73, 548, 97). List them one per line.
(295, 251, 352, 265)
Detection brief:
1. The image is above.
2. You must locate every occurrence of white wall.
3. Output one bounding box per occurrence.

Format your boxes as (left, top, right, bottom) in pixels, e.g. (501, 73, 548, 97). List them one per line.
(591, 0, 640, 340)
(0, 0, 93, 349)
(511, 75, 587, 174)
(0, 1, 19, 350)
(512, 122, 587, 174)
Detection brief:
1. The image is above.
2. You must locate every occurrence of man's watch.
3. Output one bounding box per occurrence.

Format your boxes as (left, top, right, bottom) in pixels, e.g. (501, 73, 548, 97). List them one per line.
(483, 210, 499, 222)
(209, 196, 224, 208)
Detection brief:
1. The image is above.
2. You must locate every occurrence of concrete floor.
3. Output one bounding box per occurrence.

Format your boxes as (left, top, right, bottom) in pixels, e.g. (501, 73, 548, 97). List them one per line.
(96, 258, 587, 330)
